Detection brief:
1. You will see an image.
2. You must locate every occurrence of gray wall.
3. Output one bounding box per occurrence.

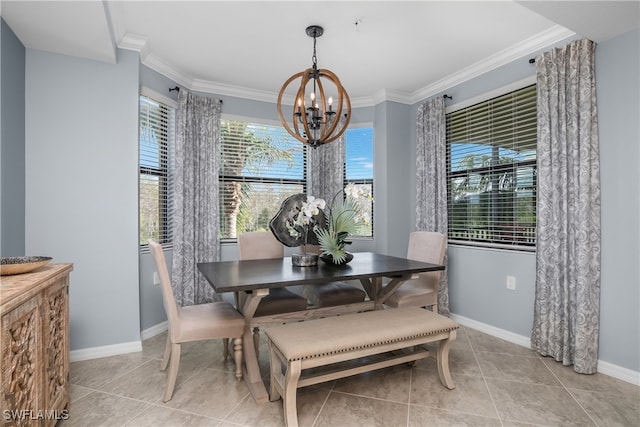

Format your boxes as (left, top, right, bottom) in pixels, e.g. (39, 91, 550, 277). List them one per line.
(376, 101, 413, 256)
(1, 18, 25, 256)
(595, 28, 639, 372)
(25, 49, 141, 351)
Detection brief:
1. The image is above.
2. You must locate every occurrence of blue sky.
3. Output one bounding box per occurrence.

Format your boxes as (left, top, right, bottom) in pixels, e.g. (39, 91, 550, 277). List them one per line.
(346, 128, 374, 180)
(238, 125, 374, 180)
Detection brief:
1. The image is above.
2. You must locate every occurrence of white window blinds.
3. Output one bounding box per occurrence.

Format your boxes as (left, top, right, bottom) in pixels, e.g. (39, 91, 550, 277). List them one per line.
(139, 95, 175, 248)
(446, 84, 537, 249)
(219, 120, 306, 239)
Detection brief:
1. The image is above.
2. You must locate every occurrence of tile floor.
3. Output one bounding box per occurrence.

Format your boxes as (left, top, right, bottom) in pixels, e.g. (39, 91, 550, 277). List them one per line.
(63, 325, 639, 426)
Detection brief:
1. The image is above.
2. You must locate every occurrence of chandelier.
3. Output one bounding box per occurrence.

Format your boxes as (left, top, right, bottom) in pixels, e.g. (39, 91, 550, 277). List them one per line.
(277, 25, 351, 148)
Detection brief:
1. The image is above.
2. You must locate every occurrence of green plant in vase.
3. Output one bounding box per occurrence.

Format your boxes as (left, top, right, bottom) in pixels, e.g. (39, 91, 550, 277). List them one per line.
(314, 184, 373, 265)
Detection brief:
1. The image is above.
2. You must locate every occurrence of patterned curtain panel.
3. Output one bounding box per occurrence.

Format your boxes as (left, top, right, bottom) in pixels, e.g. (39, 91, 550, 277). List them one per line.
(172, 90, 222, 306)
(531, 39, 601, 374)
(308, 133, 345, 202)
(415, 96, 449, 315)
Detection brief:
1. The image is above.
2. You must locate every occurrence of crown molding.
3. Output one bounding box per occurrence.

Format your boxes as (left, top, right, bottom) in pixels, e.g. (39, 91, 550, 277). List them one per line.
(143, 53, 194, 89)
(118, 33, 149, 58)
(372, 88, 412, 106)
(121, 26, 574, 108)
(191, 79, 278, 104)
(408, 25, 576, 104)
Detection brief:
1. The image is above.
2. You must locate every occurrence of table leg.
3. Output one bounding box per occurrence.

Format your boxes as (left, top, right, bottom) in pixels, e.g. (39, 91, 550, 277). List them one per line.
(377, 277, 407, 306)
(239, 288, 270, 404)
(360, 276, 383, 303)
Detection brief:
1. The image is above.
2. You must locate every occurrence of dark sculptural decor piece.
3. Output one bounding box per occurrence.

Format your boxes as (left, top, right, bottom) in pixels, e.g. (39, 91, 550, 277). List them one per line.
(269, 193, 326, 248)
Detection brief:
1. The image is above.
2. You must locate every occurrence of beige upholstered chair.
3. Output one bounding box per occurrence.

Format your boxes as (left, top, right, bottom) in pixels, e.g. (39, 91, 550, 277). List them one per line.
(148, 240, 245, 402)
(237, 231, 309, 315)
(384, 231, 447, 312)
(237, 232, 309, 353)
(302, 245, 366, 307)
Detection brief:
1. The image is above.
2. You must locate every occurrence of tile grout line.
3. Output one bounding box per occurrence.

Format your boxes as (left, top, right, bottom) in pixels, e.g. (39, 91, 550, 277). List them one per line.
(311, 380, 335, 427)
(71, 358, 233, 425)
(465, 329, 506, 427)
(220, 392, 252, 425)
(72, 356, 158, 391)
(536, 355, 601, 427)
(406, 366, 413, 427)
(121, 400, 157, 427)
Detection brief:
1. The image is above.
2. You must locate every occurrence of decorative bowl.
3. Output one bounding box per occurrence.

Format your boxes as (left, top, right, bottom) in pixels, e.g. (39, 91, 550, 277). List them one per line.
(1, 256, 53, 276)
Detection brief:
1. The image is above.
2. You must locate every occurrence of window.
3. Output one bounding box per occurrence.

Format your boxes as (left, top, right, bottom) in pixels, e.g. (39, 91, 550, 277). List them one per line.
(139, 94, 175, 248)
(446, 84, 536, 249)
(219, 121, 374, 241)
(345, 127, 374, 237)
(219, 120, 306, 240)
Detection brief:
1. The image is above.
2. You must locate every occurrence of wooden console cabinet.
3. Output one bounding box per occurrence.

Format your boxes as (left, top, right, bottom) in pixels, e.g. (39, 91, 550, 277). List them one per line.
(1, 264, 72, 427)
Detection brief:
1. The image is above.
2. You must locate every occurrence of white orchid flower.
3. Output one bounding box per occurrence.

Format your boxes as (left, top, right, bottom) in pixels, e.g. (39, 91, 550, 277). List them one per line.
(344, 183, 358, 198)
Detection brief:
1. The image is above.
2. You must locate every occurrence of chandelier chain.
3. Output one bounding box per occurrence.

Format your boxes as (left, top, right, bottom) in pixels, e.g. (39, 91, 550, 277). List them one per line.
(312, 34, 318, 68)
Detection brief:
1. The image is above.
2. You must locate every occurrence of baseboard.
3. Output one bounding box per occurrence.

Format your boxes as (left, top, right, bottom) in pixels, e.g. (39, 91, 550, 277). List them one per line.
(69, 323, 168, 363)
(70, 340, 143, 362)
(450, 313, 640, 386)
(450, 313, 532, 348)
(141, 321, 168, 340)
(596, 360, 640, 386)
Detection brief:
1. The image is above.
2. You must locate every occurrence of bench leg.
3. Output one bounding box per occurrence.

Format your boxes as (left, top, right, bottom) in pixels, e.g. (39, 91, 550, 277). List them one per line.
(436, 330, 456, 389)
(268, 341, 282, 401)
(283, 360, 302, 427)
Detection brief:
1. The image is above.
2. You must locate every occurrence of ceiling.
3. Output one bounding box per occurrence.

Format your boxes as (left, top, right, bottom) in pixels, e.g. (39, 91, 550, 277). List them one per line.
(1, 1, 638, 106)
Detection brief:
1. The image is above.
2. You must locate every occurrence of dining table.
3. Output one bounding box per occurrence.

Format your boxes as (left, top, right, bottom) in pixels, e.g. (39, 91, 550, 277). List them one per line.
(197, 251, 445, 404)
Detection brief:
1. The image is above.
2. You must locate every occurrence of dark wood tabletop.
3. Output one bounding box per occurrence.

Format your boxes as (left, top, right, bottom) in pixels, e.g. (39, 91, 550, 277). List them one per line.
(197, 252, 444, 293)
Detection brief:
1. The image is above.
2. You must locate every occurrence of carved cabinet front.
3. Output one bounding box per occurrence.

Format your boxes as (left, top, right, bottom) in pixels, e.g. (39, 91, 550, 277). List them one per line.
(1, 265, 72, 427)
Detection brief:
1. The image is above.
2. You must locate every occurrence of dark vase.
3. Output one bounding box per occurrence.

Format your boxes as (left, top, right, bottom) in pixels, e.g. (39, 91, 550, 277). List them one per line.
(320, 251, 354, 266)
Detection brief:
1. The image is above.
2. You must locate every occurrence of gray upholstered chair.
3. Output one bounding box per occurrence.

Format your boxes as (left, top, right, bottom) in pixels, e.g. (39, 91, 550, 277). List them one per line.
(302, 244, 366, 307)
(148, 240, 245, 402)
(383, 231, 446, 313)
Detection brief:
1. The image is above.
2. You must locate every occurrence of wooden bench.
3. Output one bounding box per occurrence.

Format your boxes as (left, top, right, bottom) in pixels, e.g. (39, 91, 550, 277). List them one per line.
(265, 307, 459, 427)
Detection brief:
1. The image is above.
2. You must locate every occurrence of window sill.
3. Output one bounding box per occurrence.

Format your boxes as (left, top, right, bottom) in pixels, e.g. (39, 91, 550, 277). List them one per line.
(448, 239, 535, 253)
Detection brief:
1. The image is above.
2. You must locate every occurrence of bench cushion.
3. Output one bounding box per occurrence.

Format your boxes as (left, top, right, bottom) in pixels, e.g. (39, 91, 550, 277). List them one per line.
(266, 307, 458, 361)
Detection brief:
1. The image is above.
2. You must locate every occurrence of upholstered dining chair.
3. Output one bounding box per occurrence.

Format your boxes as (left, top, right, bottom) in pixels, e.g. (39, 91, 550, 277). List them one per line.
(237, 232, 308, 349)
(148, 240, 245, 402)
(302, 244, 367, 307)
(383, 231, 447, 313)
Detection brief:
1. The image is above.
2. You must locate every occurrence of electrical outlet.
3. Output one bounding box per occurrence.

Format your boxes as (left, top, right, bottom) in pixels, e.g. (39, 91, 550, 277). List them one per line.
(153, 272, 160, 285)
(506, 275, 516, 290)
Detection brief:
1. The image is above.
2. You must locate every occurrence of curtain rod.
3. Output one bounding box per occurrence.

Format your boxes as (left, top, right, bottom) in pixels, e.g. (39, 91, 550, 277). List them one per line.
(169, 86, 223, 104)
(443, 94, 452, 100)
(529, 58, 536, 64)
